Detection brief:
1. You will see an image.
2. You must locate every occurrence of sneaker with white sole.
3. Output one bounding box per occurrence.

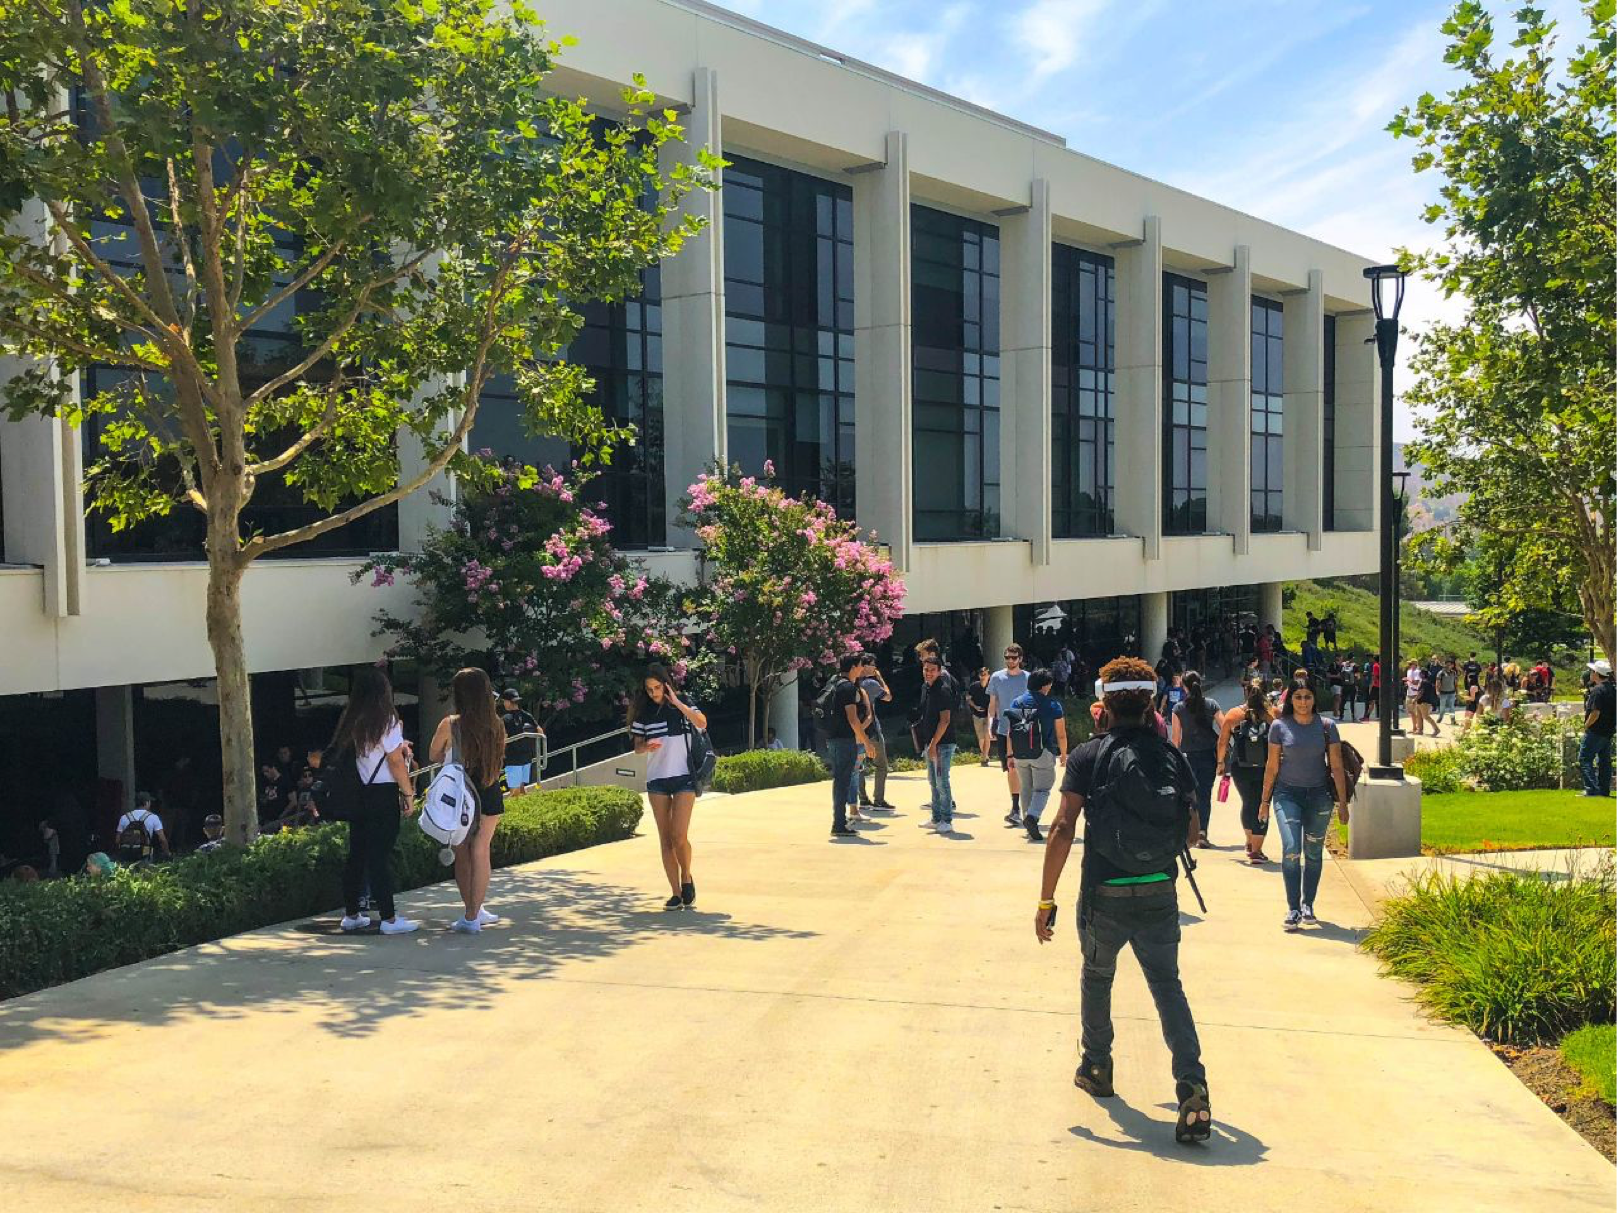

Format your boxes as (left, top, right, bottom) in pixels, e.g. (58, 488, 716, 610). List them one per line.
(1299, 903, 1317, 925)
(379, 917, 419, 935)
(1283, 910, 1302, 932)
(450, 917, 481, 934)
(476, 908, 499, 926)
(339, 914, 370, 933)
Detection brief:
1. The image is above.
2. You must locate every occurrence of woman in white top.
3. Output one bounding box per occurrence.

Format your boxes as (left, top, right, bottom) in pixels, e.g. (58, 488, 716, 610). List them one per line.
(628, 663, 708, 911)
(329, 667, 418, 935)
(1478, 676, 1514, 724)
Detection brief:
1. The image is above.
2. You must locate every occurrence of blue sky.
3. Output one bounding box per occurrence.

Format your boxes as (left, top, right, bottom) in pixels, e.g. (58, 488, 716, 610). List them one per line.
(710, 0, 1592, 439)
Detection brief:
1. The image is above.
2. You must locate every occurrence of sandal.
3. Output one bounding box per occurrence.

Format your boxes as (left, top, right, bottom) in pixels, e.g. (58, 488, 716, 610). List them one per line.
(1174, 1082, 1212, 1144)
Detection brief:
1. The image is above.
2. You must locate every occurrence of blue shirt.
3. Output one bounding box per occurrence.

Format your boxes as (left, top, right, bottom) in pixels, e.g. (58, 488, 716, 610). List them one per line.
(1006, 690, 1064, 755)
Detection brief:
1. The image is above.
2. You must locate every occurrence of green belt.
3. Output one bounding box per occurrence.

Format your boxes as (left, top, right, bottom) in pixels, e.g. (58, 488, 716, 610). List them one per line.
(1102, 872, 1171, 886)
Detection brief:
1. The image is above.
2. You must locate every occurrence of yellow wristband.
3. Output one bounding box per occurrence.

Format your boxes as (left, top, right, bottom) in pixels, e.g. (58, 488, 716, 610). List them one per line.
(1038, 900, 1056, 910)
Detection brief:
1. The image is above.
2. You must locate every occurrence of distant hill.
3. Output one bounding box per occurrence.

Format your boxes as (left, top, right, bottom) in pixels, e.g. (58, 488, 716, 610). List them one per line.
(1287, 578, 1487, 661)
(1395, 442, 1465, 533)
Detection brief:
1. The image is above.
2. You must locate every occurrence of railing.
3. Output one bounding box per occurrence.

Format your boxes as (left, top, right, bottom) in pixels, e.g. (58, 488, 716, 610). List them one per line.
(541, 727, 633, 787)
(410, 730, 549, 793)
(409, 727, 638, 792)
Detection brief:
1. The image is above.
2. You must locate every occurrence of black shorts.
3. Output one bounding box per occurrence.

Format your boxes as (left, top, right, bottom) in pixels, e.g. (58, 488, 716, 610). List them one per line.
(479, 781, 505, 818)
(990, 737, 1010, 770)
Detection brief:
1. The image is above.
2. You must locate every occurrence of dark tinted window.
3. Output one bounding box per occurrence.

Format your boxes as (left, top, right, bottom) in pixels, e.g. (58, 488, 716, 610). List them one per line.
(1162, 274, 1208, 535)
(1251, 297, 1284, 533)
(1052, 245, 1115, 537)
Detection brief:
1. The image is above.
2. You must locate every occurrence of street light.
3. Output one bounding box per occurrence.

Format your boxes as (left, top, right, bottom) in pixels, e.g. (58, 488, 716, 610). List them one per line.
(1365, 263, 1408, 778)
(1391, 468, 1410, 738)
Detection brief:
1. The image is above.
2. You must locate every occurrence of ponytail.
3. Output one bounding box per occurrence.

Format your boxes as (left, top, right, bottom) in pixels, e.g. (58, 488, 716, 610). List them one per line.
(1183, 669, 1213, 729)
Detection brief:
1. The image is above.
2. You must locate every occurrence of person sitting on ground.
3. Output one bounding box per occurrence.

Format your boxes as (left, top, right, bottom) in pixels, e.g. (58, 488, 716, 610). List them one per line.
(116, 792, 170, 863)
(196, 813, 227, 853)
(765, 727, 786, 751)
(38, 819, 60, 878)
(83, 851, 117, 877)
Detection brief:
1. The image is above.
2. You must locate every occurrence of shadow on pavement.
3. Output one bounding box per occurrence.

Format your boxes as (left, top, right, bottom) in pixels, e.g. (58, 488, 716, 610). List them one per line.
(1068, 1097, 1269, 1167)
(0, 866, 818, 1051)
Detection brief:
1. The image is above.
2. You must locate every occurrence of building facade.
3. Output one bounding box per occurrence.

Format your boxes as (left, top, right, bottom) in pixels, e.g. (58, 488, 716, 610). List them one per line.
(0, 0, 1382, 836)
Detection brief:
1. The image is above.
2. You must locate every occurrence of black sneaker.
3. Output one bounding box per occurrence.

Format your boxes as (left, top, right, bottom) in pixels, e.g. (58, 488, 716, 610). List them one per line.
(874, 800, 896, 810)
(830, 826, 858, 837)
(1003, 811, 1022, 827)
(1025, 818, 1044, 843)
(1074, 1058, 1115, 1098)
(681, 880, 696, 908)
(858, 797, 875, 807)
(663, 895, 683, 911)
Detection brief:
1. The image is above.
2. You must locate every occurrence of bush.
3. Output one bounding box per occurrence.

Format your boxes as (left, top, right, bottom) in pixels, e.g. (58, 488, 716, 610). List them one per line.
(1561, 1024, 1616, 1104)
(1362, 857, 1615, 1044)
(710, 749, 829, 794)
(0, 787, 642, 1001)
(1404, 746, 1463, 793)
(1453, 714, 1578, 791)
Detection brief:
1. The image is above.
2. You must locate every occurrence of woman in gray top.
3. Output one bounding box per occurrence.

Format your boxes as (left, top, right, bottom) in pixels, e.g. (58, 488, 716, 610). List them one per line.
(1170, 671, 1224, 848)
(1259, 677, 1350, 931)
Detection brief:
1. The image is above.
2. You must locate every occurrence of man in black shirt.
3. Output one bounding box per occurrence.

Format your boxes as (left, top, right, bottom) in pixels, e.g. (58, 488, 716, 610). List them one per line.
(917, 655, 957, 833)
(827, 654, 876, 837)
(1580, 660, 1614, 798)
(500, 689, 543, 792)
(1462, 652, 1482, 691)
(1034, 655, 1210, 1144)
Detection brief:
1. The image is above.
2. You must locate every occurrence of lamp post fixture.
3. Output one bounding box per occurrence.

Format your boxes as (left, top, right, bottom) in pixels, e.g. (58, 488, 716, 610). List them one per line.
(1365, 263, 1408, 778)
(1391, 468, 1410, 738)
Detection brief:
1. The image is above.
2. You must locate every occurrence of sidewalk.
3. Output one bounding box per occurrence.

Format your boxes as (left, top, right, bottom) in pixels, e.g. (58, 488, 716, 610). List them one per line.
(0, 765, 1610, 1212)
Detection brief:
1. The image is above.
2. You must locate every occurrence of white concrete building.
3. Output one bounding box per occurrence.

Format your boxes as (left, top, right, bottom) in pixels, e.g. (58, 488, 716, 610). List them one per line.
(0, 0, 1382, 843)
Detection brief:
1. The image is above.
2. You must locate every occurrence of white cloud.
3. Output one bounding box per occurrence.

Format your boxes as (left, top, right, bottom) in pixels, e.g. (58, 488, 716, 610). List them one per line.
(1011, 0, 1112, 82)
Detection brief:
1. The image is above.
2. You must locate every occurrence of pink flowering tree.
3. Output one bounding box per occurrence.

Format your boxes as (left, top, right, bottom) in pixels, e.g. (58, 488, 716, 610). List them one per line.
(363, 461, 695, 723)
(683, 465, 906, 748)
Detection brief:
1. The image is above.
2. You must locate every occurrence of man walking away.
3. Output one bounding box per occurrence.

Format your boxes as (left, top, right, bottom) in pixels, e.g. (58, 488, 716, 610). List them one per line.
(1006, 669, 1068, 843)
(858, 658, 895, 810)
(988, 643, 1032, 826)
(1034, 656, 1210, 1145)
(1322, 611, 1338, 653)
(1580, 660, 1614, 798)
(1462, 652, 1482, 692)
(825, 655, 876, 837)
(499, 689, 543, 793)
(918, 656, 957, 834)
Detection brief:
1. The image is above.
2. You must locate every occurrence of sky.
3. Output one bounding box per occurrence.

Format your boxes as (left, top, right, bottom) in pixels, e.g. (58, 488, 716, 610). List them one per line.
(707, 0, 1593, 441)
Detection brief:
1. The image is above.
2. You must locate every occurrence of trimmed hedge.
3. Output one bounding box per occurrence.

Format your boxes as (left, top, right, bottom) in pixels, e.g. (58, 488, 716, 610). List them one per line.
(0, 786, 642, 1001)
(711, 749, 828, 794)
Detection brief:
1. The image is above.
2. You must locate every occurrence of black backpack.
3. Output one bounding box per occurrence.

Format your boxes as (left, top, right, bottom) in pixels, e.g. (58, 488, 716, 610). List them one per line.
(813, 676, 848, 725)
(1233, 716, 1271, 770)
(1006, 701, 1044, 760)
(322, 746, 387, 823)
(686, 722, 717, 793)
(1084, 732, 1192, 876)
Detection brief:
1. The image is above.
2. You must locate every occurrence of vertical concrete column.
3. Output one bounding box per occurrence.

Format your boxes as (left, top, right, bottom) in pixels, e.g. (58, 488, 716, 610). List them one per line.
(999, 180, 1053, 563)
(96, 684, 137, 815)
(1142, 591, 1169, 664)
(985, 604, 1015, 665)
(397, 394, 457, 553)
(852, 131, 913, 570)
(1284, 270, 1326, 549)
(659, 67, 727, 546)
(1112, 217, 1163, 560)
(768, 671, 800, 750)
(1206, 247, 1252, 552)
(1260, 581, 1284, 637)
(1332, 311, 1376, 532)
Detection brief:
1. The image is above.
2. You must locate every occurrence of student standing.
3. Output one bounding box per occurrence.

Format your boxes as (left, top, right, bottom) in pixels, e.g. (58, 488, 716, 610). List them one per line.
(918, 655, 957, 834)
(857, 658, 895, 810)
(1580, 659, 1614, 798)
(988, 644, 1032, 825)
(1217, 680, 1273, 864)
(825, 653, 876, 838)
(628, 663, 709, 905)
(1259, 680, 1350, 931)
(1169, 671, 1224, 848)
(498, 688, 543, 793)
(1005, 669, 1068, 843)
(329, 666, 419, 935)
(431, 668, 510, 933)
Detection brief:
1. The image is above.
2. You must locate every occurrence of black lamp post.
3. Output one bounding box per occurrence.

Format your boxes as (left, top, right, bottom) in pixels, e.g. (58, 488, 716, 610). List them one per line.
(1391, 468, 1410, 738)
(1365, 263, 1408, 778)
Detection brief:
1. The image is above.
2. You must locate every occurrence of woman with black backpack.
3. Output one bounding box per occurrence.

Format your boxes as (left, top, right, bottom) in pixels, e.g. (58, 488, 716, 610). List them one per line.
(1168, 671, 1223, 849)
(1216, 680, 1274, 865)
(628, 663, 708, 910)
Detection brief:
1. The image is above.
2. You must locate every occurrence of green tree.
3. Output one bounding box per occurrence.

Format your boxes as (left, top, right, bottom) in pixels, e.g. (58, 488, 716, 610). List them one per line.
(0, 0, 714, 842)
(1393, 1, 1615, 665)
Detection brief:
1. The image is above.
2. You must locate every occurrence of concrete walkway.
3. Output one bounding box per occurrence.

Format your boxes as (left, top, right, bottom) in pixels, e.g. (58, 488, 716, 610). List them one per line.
(1, 765, 1611, 1212)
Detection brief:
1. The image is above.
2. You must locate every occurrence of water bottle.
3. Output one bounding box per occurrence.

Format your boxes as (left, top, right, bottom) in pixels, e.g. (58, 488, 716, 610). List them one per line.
(1217, 774, 1231, 803)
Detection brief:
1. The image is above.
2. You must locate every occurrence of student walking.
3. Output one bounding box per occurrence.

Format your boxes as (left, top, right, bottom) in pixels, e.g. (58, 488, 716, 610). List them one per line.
(967, 668, 993, 765)
(1216, 680, 1274, 864)
(330, 667, 419, 935)
(1004, 669, 1068, 843)
(1436, 659, 1459, 726)
(430, 668, 510, 933)
(1035, 656, 1211, 1144)
(857, 659, 895, 810)
(1259, 679, 1350, 931)
(918, 655, 957, 834)
(629, 663, 709, 905)
(825, 654, 877, 838)
(1580, 659, 1614, 798)
(988, 643, 1032, 825)
(1339, 660, 1361, 722)
(498, 688, 542, 793)
(1169, 671, 1224, 848)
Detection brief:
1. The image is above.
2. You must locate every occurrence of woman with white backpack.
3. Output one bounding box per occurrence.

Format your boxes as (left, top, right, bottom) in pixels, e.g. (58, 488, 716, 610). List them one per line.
(330, 667, 419, 935)
(427, 668, 510, 934)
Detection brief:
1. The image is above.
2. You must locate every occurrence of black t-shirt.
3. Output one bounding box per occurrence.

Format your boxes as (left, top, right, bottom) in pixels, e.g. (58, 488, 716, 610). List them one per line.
(826, 678, 861, 740)
(1462, 660, 1482, 688)
(1586, 681, 1615, 738)
(1061, 725, 1194, 884)
(966, 682, 990, 718)
(918, 677, 955, 743)
(502, 709, 539, 763)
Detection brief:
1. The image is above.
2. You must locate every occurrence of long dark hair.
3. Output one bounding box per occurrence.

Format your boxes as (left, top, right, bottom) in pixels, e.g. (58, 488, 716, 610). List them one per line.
(627, 662, 674, 730)
(451, 668, 505, 788)
(1182, 670, 1213, 729)
(1243, 678, 1271, 723)
(1281, 673, 1320, 719)
(330, 666, 398, 756)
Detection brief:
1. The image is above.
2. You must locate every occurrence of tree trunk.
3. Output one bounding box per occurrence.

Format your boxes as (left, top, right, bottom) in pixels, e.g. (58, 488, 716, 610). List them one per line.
(746, 677, 758, 752)
(205, 545, 258, 846)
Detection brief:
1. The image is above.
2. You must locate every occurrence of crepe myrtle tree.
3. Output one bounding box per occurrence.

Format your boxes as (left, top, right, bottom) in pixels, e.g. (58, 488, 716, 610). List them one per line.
(683, 464, 906, 750)
(0, 0, 716, 843)
(363, 459, 700, 725)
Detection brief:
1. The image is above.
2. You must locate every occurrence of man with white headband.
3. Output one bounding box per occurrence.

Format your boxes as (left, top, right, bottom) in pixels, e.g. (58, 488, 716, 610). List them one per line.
(1033, 655, 1211, 1145)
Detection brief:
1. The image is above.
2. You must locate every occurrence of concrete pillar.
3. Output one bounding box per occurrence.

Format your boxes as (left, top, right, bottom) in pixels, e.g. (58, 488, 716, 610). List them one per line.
(1112, 217, 1163, 560)
(95, 684, 137, 815)
(999, 179, 1053, 563)
(1332, 310, 1376, 532)
(1142, 591, 1169, 664)
(1349, 775, 1422, 860)
(1206, 246, 1251, 552)
(1283, 270, 1326, 550)
(767, 671, 800, 750)
(1259, 581, 1284, 637)
(985, 604, 1015, 668)
(397, 407, 457, 554)
(852, 131, 913, 570)
(659, 66, 727, 545)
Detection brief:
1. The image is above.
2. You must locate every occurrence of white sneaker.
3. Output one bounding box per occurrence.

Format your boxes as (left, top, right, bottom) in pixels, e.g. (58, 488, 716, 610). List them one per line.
(476, 908, 500, 926)
(936, 822, 952, 836)
(379, 917, 420, 935)
(339, 914, 370, 933)
(450, 917, 481, 934)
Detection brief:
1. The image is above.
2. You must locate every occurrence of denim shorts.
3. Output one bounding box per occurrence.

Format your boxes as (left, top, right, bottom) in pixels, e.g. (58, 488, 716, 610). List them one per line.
(647, 774, 696, 797)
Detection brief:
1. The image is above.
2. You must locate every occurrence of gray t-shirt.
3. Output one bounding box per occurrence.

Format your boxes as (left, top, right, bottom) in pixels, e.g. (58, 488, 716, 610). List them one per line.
(859, 677, 889, 738)
(987, 668, 1031, 737)
(1173, 697, 1222, 754)
(1268, 714, 1341, 790)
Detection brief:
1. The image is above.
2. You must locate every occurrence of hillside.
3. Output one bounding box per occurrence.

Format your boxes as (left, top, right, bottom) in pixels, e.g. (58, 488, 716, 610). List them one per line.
(1286, 578, 1488, 661)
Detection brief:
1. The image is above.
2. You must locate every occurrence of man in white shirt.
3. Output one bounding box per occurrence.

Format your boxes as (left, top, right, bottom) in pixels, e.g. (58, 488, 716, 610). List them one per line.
(116, 792, 170, 860)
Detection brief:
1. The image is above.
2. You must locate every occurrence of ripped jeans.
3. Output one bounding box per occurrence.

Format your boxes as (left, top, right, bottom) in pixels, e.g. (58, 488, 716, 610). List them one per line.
(1272, 784, 1336, 912)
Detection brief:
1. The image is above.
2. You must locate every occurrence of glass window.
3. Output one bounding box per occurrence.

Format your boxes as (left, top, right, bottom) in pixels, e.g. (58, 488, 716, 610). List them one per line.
(1250, 297, 1284, 533)
(1052, 245, 1115, 537)
(912, 205, 1000, 541)
(720, 155, 855, 517)
(1323, 314, 1337, 532)
(1162, 274, 1209, 534)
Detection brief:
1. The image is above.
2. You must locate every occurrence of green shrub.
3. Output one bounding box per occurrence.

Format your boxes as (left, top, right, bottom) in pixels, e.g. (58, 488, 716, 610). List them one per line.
(1404, 746, 1463, 793)
(1362, 858, 1616, 1044)
(710, 749, 828, 794)
(1561, 1024, 1616, 1104)
(0, 787, 642, 1001)
(1453, 715, 1577, 791)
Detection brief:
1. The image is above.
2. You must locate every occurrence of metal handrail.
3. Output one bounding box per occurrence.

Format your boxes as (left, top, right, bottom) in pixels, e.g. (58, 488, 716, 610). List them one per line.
(410, 730, 549, 793)
(409, 726, 635, 791)
(543, 726, 633, 787)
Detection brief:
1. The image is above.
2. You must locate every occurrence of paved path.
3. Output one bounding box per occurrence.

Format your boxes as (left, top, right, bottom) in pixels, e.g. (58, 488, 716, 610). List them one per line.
(1, 766, 1610, 1212)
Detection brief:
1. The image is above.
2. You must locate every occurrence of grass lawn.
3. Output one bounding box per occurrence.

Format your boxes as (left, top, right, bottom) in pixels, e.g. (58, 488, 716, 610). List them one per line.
(1561, 1024, 1616, 1104)
(1335, 787, 1616, 853)
(1287, 578, 1487, 660)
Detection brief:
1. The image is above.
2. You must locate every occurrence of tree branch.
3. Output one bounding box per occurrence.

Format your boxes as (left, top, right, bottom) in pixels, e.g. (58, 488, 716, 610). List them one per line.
(243, 369, 347, 476)
(164, 157, 200, 333)
(0, 319, 167, 371)
(232, 237, 348, 338)
(227, 157, 254, 315)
